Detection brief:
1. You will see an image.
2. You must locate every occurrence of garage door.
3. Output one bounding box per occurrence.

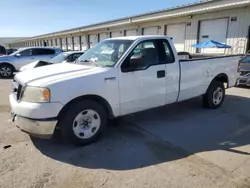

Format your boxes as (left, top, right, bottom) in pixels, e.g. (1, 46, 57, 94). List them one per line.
(167, 23, 186, 52)
(199, 18, 228, 54)
(81, 35, 88, 51)
(89, 34, 98, 48)
(99, 33, 109, 42)
(143, 26, 159, 35)
(125, 29, 138, 36)
(62, 38, 67, 51)
(111, 31, 122, 38)
(56, 38, 61, 48)
(67, 37, 73, 51)
(73, 36, 80, 51)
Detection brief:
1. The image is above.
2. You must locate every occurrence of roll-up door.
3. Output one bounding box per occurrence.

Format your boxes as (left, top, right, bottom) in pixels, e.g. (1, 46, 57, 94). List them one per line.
(62, 38, 67, 51)
(89, 34, 98, 48)
(166, 23, 186, 52)
(81, 35, 87, 51)
(125, 29, 138, 36)
(143, 26, 159, 35)
(67, 37, 73, 50)
(73, 36, 80, 51)
(198, 18, 228, 54)
(99, 33, 109, 42)
(111, 31, 122, 38)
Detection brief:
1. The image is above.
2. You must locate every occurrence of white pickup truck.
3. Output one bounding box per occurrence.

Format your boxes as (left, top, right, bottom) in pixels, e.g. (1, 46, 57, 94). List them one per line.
(9, 36, 239, 145)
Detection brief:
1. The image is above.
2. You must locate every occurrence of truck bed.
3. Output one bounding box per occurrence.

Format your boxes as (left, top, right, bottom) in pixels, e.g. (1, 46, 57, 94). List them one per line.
(178, 55, 241, 102)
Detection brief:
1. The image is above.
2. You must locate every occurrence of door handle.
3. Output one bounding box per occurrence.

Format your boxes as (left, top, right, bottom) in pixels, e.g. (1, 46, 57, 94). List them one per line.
(105, 77, 116, 81)
(157, 70, 165, 78)
(30, 57, 35, 60)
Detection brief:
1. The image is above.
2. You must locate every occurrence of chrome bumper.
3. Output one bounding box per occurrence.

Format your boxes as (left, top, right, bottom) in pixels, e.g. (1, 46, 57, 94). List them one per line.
(13, 114, 57, 139)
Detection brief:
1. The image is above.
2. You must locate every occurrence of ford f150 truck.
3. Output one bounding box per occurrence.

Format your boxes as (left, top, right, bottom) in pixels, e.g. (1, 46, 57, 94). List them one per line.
(9, 36, 240, 145)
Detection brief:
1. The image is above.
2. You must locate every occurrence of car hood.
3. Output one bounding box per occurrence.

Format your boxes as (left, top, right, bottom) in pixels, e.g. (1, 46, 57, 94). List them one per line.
(19, 60, 41, 72)
(15, 63, 104, 86)
(0, 55, 12, 62)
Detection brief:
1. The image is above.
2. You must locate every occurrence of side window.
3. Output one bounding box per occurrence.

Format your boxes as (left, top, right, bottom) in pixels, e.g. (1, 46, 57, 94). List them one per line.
(162, 41, 175, 63)
(71, 53, 83, 62)
(32, 49, 55, 55)
(65, 55, 73, 62)
(121, 40, 158, 72)
(19, 49, 32, 56)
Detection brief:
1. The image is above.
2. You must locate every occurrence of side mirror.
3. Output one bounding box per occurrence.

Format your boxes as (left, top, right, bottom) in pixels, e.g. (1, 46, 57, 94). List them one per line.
(15, 53, 21, 57)
(129, 54, 144, 69)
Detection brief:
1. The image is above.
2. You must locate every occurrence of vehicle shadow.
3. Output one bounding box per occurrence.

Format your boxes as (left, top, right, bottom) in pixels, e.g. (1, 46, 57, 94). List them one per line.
(31, 91, 250, 171)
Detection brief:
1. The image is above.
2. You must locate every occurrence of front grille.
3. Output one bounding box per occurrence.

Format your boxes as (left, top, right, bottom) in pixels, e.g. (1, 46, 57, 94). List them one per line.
(239, 79, 248, 84)
(240, 71, 250, 76)
(12, 78, 23, 100)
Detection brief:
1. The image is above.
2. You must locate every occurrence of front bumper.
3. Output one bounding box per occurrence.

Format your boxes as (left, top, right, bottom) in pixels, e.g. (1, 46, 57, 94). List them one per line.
(9, 93, 63, 139)
(12, 114, 57, 139)
(237, 76, 250, 86)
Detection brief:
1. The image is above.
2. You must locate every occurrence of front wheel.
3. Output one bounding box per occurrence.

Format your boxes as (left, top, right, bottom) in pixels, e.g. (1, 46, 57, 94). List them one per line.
(0, 64, 14, 78)
(59, 100, 107, 146)
(203, 81, 225, 109)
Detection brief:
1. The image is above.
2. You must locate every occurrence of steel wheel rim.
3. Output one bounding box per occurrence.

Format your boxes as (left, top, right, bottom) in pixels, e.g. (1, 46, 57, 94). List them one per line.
(72, 109, 101, 139)
(0, 67, 11, 76)
(213, 87, 223, 105)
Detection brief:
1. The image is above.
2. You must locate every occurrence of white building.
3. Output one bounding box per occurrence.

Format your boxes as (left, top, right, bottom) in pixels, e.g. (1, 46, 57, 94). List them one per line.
(7, 0, 250, 54)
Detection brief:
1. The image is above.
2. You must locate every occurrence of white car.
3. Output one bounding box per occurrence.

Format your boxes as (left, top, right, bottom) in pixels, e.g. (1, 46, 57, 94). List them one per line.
(0, 47, 62, 77)
(19, 51, 84, 72)
(9, 36, 240, 145)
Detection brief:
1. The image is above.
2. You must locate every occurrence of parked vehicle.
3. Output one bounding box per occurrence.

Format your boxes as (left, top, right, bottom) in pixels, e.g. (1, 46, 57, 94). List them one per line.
(9, 36, 240, 146)
(19, 51, 84, 72)
(6, 48, 17, 55)
(237, 53, 250, 86)
(0, 45, 6, 56)
(0, 47, 62, 77)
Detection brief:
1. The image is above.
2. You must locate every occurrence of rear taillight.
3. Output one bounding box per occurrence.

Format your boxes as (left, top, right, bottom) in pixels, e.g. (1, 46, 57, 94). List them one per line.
(237, 61, 241, 73)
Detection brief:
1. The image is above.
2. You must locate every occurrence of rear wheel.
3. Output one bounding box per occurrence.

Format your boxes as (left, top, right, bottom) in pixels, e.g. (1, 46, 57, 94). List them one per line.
(59, 100, 107, 146)
(0, 64, 14, 78)
(203, 81, 225, 109)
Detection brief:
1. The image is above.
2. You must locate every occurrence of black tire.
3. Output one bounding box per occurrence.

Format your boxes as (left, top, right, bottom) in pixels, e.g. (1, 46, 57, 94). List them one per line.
(0, 64, 14, 78)
(59, 100, 107, 146)
(203, 81, 225, 109)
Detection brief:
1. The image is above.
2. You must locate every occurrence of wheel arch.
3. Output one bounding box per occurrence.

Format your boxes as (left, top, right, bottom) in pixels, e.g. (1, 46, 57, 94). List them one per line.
(0, 62, 16, 72)
(211, 73, 229, 88)
(58, 94, 114, 120)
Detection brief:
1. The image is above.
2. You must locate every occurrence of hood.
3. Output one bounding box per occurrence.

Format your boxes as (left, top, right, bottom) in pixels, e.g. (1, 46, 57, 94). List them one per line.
(19, 60, 40, 72)
(0, 55, 12, 62)
(15, 63, 104, 86)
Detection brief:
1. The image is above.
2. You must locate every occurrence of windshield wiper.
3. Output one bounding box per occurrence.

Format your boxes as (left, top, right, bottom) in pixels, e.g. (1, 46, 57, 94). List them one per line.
(80, 59, 98, 67)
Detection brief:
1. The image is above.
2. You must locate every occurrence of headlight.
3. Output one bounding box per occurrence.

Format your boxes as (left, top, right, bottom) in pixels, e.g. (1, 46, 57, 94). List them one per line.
(21, 86, 50, 103)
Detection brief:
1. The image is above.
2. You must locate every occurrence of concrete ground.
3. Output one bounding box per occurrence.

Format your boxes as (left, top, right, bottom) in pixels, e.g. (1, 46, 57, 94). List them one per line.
(0, 78, 250, 188)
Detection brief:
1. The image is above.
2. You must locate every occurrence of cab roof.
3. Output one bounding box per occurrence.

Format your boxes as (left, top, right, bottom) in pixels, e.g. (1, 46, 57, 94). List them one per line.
(106, 35, 171, 41)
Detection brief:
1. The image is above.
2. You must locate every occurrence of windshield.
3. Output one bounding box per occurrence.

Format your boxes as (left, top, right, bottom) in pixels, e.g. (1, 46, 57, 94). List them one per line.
(241, 55, 250, 63)
(50, 52, 68, 63)
(77, 39, 134, 67)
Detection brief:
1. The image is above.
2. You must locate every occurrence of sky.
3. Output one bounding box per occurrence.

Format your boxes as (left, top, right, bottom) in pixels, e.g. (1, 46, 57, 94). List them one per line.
(0, 0, 197, 37)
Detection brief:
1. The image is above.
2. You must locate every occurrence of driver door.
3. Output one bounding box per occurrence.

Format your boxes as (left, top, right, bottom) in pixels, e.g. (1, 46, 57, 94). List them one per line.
(118, 40, 168, 115)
